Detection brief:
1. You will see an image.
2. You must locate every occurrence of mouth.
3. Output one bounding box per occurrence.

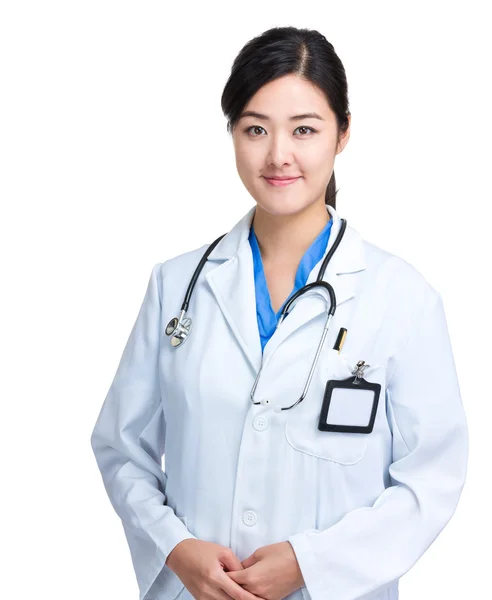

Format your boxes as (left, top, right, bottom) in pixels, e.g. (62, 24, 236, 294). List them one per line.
(263, 176, 301, 187)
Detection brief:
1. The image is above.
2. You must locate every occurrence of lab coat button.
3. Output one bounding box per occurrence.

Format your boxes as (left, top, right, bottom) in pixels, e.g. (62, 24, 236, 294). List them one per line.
(253, 415, 269, 431)
(243, 510, 258, 526)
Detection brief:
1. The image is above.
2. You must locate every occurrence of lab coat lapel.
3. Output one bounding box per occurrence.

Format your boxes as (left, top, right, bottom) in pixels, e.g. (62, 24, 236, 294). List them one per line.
(204, 204, 366, 375)
(205, 207, 262, 374)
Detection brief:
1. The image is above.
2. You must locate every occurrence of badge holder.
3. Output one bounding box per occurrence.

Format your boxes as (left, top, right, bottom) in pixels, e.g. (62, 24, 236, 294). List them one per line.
(318, 360, 381, 434)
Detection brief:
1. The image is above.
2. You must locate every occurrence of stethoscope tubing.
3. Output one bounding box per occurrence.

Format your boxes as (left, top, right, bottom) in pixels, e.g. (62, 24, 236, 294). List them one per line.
(166, 216, 347, 410)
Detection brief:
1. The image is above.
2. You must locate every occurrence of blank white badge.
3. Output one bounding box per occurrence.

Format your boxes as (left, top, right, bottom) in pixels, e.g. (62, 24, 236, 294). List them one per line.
(324, 387, 375, 427)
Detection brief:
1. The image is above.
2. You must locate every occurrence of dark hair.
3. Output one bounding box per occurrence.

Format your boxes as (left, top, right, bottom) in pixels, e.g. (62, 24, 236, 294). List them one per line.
(221, 26, 351, 209)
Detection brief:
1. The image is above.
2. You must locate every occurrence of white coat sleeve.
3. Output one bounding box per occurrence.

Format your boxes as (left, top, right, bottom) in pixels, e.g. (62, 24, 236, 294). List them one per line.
(288, 290, 469, 600)
(90, 263, 197, 600)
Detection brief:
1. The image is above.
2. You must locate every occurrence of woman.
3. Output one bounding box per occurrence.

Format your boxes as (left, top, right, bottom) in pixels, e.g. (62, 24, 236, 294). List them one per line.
(91, 26, 468, 600)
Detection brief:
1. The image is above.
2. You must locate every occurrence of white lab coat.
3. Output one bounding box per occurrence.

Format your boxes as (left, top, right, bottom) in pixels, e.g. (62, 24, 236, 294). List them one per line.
(91, 204, 468, 600)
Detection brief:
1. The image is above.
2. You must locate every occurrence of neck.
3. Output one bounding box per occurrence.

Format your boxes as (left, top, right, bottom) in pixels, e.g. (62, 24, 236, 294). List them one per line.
(252, 201, 331, 267)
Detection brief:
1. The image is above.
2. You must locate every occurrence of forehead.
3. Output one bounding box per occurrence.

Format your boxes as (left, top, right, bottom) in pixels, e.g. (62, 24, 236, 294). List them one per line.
(241, 75, 332, 120)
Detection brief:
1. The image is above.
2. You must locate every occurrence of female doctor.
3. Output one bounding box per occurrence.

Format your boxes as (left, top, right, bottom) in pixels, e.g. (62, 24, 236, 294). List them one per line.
(91, 26, 468, 600)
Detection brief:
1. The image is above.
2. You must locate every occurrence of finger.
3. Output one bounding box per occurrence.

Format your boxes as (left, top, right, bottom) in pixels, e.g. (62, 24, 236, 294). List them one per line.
(219, 571, 265, 600)
(241, 554, 257, 569)
(225, 569, 247, 584)
(220, 549, 245, 572)
(213, 588, 236, 600)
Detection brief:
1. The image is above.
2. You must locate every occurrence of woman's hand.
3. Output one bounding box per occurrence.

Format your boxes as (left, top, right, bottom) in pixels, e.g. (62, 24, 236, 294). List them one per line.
(166, 538, 268, 600)
(225, 541, 305, 600)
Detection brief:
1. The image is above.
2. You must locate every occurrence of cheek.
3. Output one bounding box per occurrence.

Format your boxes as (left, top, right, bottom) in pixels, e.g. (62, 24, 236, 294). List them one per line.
(302, 142, 334, 173)
(300, 159, 334, 191)
(235, 144, 261, 177)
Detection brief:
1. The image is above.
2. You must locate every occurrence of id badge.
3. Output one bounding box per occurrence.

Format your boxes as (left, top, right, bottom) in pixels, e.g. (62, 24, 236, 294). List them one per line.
(318, 363, 381, 434)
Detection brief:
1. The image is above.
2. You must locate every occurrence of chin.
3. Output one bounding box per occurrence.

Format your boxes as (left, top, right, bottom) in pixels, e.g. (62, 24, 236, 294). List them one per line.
(255, 197, 312, 217)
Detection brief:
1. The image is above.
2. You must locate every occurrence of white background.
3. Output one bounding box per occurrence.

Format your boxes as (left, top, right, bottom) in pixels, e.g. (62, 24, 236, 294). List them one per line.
(1, 1, 489, 598)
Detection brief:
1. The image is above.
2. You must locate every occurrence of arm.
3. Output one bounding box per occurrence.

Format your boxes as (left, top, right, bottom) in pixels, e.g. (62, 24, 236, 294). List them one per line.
(90, 263, 197, 600)
(288, 290, 469, 600)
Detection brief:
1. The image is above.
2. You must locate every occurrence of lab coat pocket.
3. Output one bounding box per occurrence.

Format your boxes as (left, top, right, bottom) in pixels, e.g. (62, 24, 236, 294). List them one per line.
(284, 349, 382, 465)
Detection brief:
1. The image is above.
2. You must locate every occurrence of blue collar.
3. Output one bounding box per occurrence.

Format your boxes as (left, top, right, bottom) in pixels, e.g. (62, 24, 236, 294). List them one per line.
(248, 216, 333, 351)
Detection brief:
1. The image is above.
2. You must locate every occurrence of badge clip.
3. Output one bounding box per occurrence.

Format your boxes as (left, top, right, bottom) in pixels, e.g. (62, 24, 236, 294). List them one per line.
(352, 360, 370, 384)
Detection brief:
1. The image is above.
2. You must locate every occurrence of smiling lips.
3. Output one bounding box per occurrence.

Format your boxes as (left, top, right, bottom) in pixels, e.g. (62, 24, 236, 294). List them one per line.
(264, 176, 301, 187)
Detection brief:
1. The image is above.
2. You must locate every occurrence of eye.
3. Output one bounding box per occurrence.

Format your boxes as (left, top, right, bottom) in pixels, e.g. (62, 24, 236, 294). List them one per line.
(294, 126, 317, 136)
(244, 125, 317, 137)
(245, 125, 267, 136)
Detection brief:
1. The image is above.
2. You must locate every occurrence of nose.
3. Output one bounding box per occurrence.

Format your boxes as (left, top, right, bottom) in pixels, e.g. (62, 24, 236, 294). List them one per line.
(266, 131, 295, 167)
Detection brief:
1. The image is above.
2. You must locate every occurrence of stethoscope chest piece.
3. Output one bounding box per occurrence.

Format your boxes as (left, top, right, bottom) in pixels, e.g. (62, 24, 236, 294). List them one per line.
(166, 232, 227, 349)
(165, 312, 192, 347)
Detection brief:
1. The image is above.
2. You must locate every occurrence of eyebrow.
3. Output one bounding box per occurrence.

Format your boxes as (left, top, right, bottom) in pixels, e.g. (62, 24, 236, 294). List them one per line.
(238, 110, 325, 122)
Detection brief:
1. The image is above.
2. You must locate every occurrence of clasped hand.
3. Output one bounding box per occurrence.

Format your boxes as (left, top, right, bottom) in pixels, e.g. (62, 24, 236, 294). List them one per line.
(225, 541, 305, 600)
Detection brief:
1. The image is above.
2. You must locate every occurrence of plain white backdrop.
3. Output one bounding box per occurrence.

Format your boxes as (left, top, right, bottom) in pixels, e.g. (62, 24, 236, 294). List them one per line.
(1, 1, 490, 598)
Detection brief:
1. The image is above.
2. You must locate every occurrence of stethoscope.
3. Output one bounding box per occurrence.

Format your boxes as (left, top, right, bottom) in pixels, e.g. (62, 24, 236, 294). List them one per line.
(165, 217, 347, 411)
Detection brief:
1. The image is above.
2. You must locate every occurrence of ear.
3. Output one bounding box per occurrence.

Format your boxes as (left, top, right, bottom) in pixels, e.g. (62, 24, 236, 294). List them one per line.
(336, 113, 351, 154)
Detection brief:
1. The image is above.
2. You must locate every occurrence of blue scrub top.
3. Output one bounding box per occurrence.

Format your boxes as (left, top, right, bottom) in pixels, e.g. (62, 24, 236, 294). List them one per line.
(248, 216, 333, 353)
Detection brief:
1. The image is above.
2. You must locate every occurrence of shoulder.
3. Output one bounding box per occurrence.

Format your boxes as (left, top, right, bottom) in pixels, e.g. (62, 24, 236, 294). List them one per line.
(354, 231, 444, 364)
(358, 232, 441, 308)
(150, 242, 214, 299)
